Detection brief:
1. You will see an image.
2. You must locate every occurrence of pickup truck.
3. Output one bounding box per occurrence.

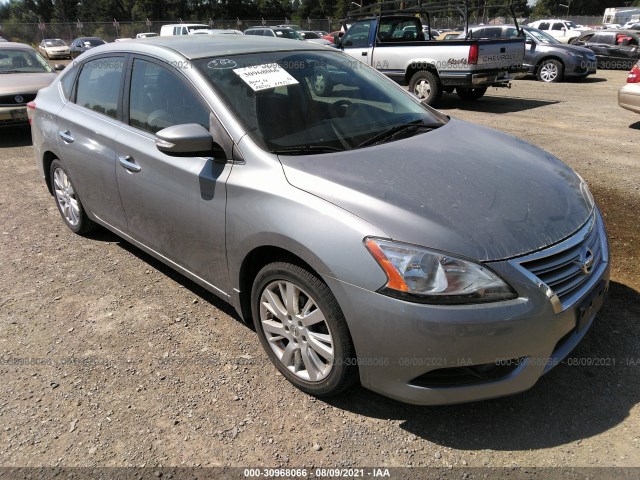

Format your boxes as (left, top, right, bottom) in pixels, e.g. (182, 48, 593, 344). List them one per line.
(335, 13, 526, 105)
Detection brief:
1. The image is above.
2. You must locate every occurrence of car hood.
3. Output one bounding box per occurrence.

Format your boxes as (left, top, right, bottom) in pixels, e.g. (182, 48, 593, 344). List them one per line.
(539, 42, 595, 55)
(0, 72, 58, 96)
(279, 118, 592, 262)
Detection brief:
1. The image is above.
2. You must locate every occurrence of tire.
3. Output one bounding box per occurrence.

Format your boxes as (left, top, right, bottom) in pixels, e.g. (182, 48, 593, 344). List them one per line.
(49, 159, 96, 235)
(408, 70, 442, 106)
(456, 87, 487, 100)
(311, 68, 333, 96)
(536, 59, 564, 83)
(251, 262, 357, 397)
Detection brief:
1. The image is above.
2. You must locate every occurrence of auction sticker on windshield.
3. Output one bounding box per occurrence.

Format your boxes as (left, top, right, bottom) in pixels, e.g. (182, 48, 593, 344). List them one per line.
(233, 63, 299, 91)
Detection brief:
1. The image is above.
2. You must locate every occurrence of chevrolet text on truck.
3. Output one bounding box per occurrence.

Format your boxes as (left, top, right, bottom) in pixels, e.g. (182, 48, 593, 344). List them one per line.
(334, 0, 527, 105)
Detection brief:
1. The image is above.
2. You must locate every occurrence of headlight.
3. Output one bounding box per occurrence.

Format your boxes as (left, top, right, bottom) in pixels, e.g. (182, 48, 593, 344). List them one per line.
(364, 238, 517, 304)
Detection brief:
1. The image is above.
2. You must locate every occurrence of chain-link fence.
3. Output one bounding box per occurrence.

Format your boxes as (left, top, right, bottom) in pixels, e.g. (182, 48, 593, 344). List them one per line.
(0, 14, 609, 46)
(0, 18, 336, 46)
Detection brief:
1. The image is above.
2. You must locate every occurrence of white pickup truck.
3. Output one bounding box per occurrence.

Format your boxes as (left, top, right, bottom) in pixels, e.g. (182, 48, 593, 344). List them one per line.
(527, 19, 583, 44)
(335, 10, 526, 105)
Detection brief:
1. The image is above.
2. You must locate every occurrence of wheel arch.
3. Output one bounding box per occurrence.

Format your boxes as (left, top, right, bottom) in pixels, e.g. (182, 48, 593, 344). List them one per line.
(237, 243, 329, 325)
(535, 55, 565, 72)
(405, 63, 440, 86)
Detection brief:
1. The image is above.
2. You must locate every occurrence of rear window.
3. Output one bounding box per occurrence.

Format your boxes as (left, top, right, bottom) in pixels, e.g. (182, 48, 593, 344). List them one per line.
(75, 56, 125, 119)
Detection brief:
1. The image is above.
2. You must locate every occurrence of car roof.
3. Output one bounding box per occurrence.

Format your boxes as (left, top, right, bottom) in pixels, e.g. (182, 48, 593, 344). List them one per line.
(0, 41, 36, 51)
(84, 35, 327, 60)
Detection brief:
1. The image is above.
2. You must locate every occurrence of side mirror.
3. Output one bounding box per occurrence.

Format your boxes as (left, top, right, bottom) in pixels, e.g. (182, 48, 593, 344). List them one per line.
(54, 64, 66, 71)
(333, 34, 342, 48)
(155, 123, 214, 157)
(525, 38, 534, 45)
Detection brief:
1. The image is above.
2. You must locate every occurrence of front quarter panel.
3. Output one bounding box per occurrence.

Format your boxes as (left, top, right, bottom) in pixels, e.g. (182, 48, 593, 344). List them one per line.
(226, 136, 390, 308)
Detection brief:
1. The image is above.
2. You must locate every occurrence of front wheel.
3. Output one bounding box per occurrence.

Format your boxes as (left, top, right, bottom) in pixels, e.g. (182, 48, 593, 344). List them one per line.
(537, 59, 564, 83)
(456, 87, 488, 100)
(408, 70, 442, 106)
(50, 159, 96, 235)
(251, 262, 357, 397)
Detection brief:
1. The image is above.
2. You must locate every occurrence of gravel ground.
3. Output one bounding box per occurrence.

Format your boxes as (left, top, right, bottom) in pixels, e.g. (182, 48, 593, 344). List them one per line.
(0, 68, 639, 474)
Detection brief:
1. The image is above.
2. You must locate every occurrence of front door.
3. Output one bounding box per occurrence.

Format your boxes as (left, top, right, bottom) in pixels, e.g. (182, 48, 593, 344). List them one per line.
(115, 57, 232, 296)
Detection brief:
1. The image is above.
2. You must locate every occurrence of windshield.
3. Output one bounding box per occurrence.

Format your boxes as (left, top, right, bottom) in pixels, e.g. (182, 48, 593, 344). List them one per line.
(525, 28, 560, 44)
(81, 38, 106, 47)
(565, 21, 578, 29)
(45, 39, 66, 47)
(273, 29, 304, 40)
(196, 50, 445, 154)
(0, 49, 54, 73)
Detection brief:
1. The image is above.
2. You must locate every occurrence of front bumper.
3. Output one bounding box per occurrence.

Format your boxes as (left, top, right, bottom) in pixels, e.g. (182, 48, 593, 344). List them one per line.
(0, 105, 29, 126)
(324, 212, 610, 405)
(47, 51, 71, 59)
(566, 58, 597, 78)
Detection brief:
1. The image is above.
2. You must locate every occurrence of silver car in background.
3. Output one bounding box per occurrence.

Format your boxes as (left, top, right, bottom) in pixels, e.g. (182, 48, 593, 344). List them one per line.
(29, 36, 609, 405)
(619, 60, 640, 113)
(0, 42, 58, 126)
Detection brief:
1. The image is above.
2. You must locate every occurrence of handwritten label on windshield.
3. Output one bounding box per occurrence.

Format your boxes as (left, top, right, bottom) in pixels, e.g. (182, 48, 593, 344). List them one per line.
(233, 63, 299, 91)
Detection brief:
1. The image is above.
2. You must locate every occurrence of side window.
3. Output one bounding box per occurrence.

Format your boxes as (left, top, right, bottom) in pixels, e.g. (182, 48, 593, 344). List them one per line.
(506, 27, 519, 38)
(173, 27, 180, 35)
(75, 56, 124, 119)
(128, 58, 210, 134)
(538, 22, 550, 30)
(551, 23, 564, 30)
(60, 62, 80, 99)
(342, 21, 371, 48)
(579, 33, 594, 43)
(593, 33, 613, 44)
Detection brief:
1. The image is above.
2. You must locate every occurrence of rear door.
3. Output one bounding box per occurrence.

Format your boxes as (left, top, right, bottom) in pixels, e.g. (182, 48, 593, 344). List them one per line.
(115, 56, 232, 295)
(55, 54, 128, 230)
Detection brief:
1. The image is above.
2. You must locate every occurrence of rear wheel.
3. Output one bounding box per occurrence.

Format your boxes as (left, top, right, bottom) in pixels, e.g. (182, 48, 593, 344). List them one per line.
(50, 159, 96, 235)
(456, 87, 488, 100)
(251, 262, 357, 397)
(408, 70, 442, 106)
(537, 59, 564, 83)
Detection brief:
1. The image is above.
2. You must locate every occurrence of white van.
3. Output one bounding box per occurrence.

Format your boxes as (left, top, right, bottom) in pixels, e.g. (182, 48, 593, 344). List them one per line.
(160, 24, 209, 36)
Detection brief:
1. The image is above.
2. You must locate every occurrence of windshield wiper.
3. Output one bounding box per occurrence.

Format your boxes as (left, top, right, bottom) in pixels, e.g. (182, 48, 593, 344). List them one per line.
(271, 145, 345, 155)
(356, 120, 441, 148)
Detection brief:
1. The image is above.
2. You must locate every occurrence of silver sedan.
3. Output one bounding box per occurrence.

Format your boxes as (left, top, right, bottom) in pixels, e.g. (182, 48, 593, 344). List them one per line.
(29, 36, 609, 405)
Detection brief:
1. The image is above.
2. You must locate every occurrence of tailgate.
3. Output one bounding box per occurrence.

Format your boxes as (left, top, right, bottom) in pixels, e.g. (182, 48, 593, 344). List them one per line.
(475, 38, 525, 72)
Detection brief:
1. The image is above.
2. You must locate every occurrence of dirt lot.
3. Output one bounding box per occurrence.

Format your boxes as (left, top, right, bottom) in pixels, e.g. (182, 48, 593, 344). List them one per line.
(0, 68, 639, 474)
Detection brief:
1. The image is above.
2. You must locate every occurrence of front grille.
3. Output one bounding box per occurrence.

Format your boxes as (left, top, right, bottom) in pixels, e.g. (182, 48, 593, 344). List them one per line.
(0, 93, 37, 106)
(515, 212, 607, 309)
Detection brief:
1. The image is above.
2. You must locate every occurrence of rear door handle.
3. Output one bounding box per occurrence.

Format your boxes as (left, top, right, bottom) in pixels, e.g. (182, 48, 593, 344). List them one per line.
(361, 51, 367, 56)
(58, 130, 74, 143)
(118, 155, 141, 173)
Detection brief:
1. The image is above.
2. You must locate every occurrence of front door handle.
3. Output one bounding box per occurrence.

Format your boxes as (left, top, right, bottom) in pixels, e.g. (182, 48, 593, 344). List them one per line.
(118, 155, 141, 173)
(59, 130, 74, 143)
(361, 51, 367, 56)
